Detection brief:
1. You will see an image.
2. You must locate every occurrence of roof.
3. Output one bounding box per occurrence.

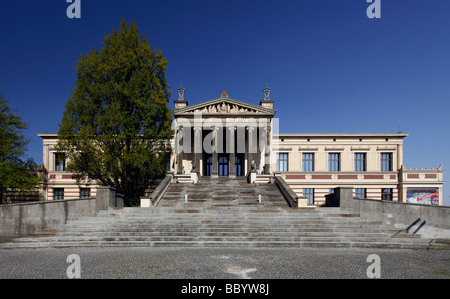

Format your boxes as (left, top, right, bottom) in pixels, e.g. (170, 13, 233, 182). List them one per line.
(37, 133, 58, 138)
(173, 97, 276, 117)
(38, 132, 410, 139)
(275, 133, 409, 138)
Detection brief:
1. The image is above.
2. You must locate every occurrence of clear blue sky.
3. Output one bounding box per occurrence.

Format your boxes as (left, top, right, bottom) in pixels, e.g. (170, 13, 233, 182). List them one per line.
(1, 1, 449, 205)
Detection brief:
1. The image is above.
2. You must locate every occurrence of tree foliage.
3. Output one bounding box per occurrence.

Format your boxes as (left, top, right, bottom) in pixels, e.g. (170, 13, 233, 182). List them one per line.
(0, 95, 39, 204)
(57, 19, 173, 206)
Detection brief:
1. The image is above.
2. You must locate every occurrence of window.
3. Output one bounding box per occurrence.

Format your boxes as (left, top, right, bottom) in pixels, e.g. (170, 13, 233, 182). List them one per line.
(80, 188, 91, 198)
(55, 153, 66, 171)
(354, 153, 366, 172)
(53, 188, 64, 200)
(328, 153, 340, 172)
(303, 188, 314, 205)
(381, 188, 393, 201)
(329, 188, 335, 194)
(302, 153, 314, 172)
(277, 153, 289, 172)
(380, 153, 392, 171)
(355, 188, 367, 199)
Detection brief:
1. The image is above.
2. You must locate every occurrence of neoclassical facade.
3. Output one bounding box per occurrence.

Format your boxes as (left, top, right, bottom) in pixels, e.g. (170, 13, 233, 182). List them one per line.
(38, 88, 445, 206)
(171, 88, 275, 178)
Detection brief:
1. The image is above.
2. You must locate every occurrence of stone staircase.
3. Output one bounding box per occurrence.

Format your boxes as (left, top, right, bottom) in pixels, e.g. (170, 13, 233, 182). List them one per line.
(159, 177, 288, 208)
(0, 178, 446, 249)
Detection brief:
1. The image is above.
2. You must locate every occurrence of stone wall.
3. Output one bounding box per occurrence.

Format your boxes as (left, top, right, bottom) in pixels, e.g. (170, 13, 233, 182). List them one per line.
(0, 187, 122, 237)
(328, 187, 450, 239)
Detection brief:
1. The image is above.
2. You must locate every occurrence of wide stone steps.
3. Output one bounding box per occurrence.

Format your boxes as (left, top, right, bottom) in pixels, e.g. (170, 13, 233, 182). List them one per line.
(46, 231, 400, 238)
(158, 177, 289, 208)
(1, 206, 442, 249)
(20, 228, 419, 242)
(10, 236, 422, 245)
(0, 178, 445, 249)
(2, 240, 435, 250)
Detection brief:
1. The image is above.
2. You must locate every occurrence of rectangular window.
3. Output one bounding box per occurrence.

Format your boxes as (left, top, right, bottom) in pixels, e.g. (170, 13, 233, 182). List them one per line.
(328, 153, 340, 172)
(55, 153, 66, 171)
(80, 188, 91, 198)
(381, 188, 393, 201)
(53, 188, 64, 200)
(355, 188, 367, 199)
(354, 153, 366, 172)
(380, 153, 392, 171)
(302, 153, 314, 172)
(329, 188, 335, 194)
(276, 153, 289, 172)
(303, 188, 314, 205)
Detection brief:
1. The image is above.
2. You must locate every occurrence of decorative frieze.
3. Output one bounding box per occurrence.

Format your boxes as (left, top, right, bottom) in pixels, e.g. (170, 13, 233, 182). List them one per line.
(187, 102, 263, 114)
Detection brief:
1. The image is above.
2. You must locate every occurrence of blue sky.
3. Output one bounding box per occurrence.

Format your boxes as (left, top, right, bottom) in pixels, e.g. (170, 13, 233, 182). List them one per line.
(1, 1, 449, 204)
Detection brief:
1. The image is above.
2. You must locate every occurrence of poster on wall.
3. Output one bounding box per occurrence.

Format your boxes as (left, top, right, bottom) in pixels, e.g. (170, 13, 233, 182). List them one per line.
(407, 188, 439, 205)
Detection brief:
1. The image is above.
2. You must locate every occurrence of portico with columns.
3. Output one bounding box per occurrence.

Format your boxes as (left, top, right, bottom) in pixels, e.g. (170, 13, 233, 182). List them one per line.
(171, 88, 276, 178)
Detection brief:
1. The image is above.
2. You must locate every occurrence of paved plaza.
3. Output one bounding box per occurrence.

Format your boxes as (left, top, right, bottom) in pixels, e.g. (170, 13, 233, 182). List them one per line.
(0, 247, 448, 280)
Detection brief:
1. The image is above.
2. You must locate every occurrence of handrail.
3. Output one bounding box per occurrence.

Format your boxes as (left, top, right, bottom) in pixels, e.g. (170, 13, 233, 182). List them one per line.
(273, 175, 298, 207)
(149, 173, 173, 207)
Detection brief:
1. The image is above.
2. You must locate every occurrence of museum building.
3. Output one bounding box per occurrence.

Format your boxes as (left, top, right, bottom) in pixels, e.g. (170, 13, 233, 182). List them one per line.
(38, 88, 444, 206)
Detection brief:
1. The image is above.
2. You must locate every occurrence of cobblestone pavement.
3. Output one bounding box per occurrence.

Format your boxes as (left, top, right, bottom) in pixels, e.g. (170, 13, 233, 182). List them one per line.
(0, 247, 448, 279)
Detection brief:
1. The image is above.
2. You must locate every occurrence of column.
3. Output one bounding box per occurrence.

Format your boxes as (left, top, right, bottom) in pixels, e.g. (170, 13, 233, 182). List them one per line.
(212, 126, 218, 178)
(247, 126, 256, 174)
(261, 126, 268, 174)
(176, 126, 183, 174)
(228, 126, 236, 178)
(193, 127, 202, 175)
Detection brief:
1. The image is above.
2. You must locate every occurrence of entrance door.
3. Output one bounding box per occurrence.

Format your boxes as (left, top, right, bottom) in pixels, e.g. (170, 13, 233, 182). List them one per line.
(205, 155, 212, 176)
(235, 155, 243, 176)
(218, 155, 229, 176)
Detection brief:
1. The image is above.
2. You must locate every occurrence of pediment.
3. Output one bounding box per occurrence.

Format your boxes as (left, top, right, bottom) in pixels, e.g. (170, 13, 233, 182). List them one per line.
(174, 98, 275, 117)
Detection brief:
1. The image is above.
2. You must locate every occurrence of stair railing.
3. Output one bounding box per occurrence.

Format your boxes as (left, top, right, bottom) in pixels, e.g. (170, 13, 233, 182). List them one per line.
(273, 175, 298, 207)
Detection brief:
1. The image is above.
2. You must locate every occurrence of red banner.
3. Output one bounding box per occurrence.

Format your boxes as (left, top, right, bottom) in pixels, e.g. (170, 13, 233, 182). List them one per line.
(417, 192, 438, 202)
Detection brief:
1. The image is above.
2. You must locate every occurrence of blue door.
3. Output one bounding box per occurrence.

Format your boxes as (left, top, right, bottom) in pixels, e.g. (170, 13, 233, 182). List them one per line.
(205, 156, 212, 176)
(235, 156, 243, 176)
(218, 155, 229, 176)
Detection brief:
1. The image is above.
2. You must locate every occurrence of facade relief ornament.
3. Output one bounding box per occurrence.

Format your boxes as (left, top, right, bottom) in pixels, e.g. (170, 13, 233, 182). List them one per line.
(188, 102, 262, 114)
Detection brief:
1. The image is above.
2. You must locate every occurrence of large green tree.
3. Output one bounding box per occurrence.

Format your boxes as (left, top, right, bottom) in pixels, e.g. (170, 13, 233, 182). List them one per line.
(0, 95, 39, 204)
(57, 20, 173, 206)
